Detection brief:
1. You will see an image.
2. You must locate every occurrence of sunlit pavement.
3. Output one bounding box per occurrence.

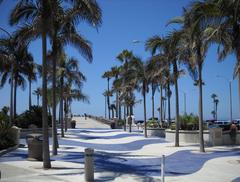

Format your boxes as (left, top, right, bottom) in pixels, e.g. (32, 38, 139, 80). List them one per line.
(0, 117, 239, 182)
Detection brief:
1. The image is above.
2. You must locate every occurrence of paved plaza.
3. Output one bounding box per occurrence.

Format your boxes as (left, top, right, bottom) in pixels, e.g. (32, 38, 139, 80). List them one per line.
(0, 117, 239, 182)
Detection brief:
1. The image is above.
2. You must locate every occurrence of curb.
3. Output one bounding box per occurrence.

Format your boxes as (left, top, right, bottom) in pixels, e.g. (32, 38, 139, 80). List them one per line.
(0, 145, 19, 157)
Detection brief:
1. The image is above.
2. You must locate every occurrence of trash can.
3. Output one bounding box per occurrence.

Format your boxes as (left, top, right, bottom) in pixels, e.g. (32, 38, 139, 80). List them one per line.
(71, 120, 76, 128)
(110, 122, 115, 129)
(26, 134, 43, 161)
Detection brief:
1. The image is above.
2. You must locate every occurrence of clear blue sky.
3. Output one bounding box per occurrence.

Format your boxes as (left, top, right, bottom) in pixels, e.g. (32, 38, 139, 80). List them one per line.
(0, 0, 238, 120)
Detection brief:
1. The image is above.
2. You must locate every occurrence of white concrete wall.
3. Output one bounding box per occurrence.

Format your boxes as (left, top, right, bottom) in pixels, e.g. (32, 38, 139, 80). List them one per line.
(147, 128, 165, 138)
(165, 129, 240, 146)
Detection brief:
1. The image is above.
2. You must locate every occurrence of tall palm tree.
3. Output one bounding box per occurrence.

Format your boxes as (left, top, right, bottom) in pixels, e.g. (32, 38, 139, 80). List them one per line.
(57, 53, 86, 135)
(11, 0, 102, 162)
(211, 93, 217, 119)
(102, 71, 113, 119)
(0, 33, 33, 118)
(0, 28, 14, 123)
(10, 0, 54, 168)
(128, 57, 149, 137)
(48, 0, 101, 155)
(26, 58, 37, 110)
(109, 66, 121, 119)
(145, 36, 173, 125)
(168, 3, 213, 152)
(116, 50, 135, 119)
(33, 88, 41, 106)
(145, 33, 182, 146)
(194, 0, 240, 116)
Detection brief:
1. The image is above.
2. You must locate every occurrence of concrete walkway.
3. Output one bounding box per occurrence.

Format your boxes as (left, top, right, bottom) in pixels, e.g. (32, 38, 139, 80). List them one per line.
(0, 117, 239, 182)
(74, 117, 109, 129)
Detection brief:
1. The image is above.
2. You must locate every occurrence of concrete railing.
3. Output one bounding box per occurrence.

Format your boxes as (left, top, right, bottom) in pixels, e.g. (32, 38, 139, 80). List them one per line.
(165, 129, 240, 146)
(87, 115, 113, 126)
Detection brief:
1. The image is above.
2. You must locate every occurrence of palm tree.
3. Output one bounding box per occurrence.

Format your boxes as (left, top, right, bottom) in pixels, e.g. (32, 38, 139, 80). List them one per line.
(211, 93, 217, 119)
(11, 0, 102, 162)
(57, 53, 86, 135)
(33, 88, 41, 106)
(128, 57, 149, 137)
(0, 28, 14, 123)
(0, 33, 33, 118)
(145, 33, 182, 146)
(215, 98, 219, 121)
(10, 0, 54, 168)
(48, 0, 101, 155)
(116, 50, 135, 120)
(109, 66, 121, 119)
(145, 36, 173, 125)
(194, 0, 240, 116)
(102, 71, 113, 119)
(168, 3, 214, 152)
(26, 59, 37, 110)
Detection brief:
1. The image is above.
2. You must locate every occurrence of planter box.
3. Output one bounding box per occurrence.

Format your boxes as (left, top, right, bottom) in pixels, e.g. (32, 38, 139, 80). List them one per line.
(147, 128, 165, 138)
(165, 129, 209, 144)
(165, 129, 240, 146)
(9, 126, 21, 146)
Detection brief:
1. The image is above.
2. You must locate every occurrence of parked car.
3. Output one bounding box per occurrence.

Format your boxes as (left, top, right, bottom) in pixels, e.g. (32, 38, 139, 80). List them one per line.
(214, 120, 231, 131)
(134, 120, 144, 124)
(148, 117, 158, 121)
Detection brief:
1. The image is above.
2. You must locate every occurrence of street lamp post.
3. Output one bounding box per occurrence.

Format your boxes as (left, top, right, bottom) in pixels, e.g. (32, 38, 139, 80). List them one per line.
(216, 75, 233, 122)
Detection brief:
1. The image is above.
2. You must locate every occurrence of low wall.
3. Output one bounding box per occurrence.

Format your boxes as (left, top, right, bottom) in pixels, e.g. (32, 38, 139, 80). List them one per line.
(165, 129, 240, 146)
(165, 129, 209, 144)
(20, 128, 53, 138)
(147, 128, 165, 138)
(222, 131, 240, 145)
(89, 115, 112, 126)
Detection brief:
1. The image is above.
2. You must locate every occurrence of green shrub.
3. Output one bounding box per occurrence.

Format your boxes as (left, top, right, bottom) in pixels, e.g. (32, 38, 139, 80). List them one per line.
(0, 106, 9, 123)
(147, 119, 161, 128)
(117, 119, 125, 126)
(0, 120, 15, 150)
(14, 106, 51, 128)
(179, 113, 199, 130)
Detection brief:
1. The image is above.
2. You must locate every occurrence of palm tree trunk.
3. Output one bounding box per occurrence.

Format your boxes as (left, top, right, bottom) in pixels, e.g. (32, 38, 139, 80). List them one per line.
(173, 61, 179, 147)
(216, 102, 218, 121)
(104, 95, 107, 118)
(198, 63, 205, 152)
(10, 66, 14, 123)
(167, 83, 171, 124)
(42, 30, 51, 169)
(160, 85, 163, 123)
(51, 38, 58, 155)
(64, 99, 68, 132)
(151, 83, 155, 119)
(143, 87, 147, 138)
(119, 95, 122, 120)
(116, 82, 119, 119)
(37, 94, 39, 106)
(29, 79, 32, 110)
(123, 104, 126, 131)
(107, 78, 110, 119)
(13, 77, 17, 118)
(60, 78, 64, 137)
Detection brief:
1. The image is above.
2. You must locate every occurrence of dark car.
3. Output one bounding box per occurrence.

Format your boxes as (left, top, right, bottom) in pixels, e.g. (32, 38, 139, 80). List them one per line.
(135, 120, 144, 124)
(148, 117, 158, 121)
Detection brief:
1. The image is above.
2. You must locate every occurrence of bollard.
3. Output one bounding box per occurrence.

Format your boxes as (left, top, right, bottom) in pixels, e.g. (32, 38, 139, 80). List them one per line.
(161, 155, 165, 182)
(85, 148, 94, 182)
